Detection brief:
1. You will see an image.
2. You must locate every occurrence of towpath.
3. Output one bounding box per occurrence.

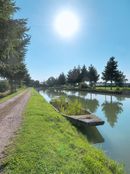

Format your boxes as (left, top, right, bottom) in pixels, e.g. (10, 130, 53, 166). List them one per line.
(0, 89, 31, 159)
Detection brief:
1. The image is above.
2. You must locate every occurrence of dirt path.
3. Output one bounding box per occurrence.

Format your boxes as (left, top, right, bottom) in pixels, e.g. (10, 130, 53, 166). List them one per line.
(0, 89, 31, 159)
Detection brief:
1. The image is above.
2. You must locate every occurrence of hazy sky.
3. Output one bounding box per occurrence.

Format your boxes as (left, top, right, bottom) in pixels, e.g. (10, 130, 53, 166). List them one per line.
(15, 0, 130, 82)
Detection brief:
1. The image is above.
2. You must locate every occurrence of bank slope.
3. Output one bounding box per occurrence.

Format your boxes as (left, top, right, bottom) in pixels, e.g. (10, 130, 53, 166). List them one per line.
(3, 89, 124, 174)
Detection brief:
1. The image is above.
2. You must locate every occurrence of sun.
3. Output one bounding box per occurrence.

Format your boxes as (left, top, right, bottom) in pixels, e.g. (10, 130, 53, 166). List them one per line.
(54, 10, 80, 38)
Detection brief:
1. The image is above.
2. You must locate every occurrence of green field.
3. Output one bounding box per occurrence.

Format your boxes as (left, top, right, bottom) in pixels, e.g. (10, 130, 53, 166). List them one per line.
(3, 89, 124, 174)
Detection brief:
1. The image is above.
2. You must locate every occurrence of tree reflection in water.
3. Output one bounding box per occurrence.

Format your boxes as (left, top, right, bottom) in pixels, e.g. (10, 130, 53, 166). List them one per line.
(75, 124, 104, 144)
(67, 94, 99, 114)
(102, 96, 123, 127)
(85, 99, 99, 113)
(115, 95, 126, 102)
(44, 89, 66, 99)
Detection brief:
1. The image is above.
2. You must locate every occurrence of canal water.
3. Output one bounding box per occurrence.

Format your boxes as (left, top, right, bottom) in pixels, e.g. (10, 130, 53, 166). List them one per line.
(40, 89, 130, 173)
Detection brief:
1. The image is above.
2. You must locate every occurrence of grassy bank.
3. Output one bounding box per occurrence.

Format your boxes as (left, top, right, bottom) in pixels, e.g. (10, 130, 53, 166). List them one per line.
(96, 86, 130, 90)
(0, 87, 27, 104)
(51, 86, 130, 96)
(3, 89, 124, 174)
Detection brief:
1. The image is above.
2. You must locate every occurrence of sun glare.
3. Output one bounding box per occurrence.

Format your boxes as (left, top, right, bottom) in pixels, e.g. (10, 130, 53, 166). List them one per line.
(54, 10, 80, 38)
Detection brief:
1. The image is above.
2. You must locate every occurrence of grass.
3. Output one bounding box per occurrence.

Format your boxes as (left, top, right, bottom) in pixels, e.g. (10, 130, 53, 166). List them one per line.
(3, 89, 124, 174)
(96, 87, 118, 90)
(50, 96, 87, 115)
(96, 86, 130, 91)
(0, 87, 27, 104)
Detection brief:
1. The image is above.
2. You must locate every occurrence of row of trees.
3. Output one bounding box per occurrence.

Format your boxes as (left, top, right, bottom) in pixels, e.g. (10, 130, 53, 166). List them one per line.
(44, 64, 99, 88)
(0, 0, 31, 92)
(44, 57, 127, 89)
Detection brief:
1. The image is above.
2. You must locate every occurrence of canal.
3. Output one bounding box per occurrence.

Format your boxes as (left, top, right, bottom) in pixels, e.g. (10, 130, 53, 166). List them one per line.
(40, 89, 130, 173)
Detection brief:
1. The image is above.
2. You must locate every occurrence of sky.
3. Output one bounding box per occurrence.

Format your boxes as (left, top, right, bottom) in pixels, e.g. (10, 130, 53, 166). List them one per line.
(15, 0, 130, 82)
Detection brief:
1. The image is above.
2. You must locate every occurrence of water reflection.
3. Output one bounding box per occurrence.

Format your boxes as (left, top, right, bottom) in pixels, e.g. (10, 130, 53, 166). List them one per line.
(40, 89, 130, 173)
(85, 99, 99, 113)
(76, 125, 104, 144)
(44, 89, 66, 99)
(102, 96, 123, 127)
(65, 94, 100, 114)
(115, 95, 126, 102)
(43, 90, 124, 128)
(77, 91, 88, 97)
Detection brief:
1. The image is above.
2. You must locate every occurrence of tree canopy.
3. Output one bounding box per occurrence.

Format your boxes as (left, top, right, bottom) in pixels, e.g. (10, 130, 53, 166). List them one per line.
(88, 65, 99, 88)
(102, 57, 127, 89)
(44, 57, 127, 89)
(0, 0, 31, 92)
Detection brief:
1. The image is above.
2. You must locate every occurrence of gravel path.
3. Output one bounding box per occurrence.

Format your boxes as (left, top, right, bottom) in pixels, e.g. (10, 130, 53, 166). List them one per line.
(0, 90, 31, 159)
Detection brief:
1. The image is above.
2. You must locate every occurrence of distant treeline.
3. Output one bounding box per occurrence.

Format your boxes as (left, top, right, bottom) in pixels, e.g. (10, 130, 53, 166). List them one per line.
(43, 57, 127, 89)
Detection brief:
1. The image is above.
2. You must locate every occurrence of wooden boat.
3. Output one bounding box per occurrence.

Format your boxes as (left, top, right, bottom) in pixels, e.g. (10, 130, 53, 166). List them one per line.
(63, 114, 104, 126)
(50, 103, 105, 126)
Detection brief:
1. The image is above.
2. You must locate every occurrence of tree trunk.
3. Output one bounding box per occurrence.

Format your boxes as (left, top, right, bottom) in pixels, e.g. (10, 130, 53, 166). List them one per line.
(9, 79, 14, 93)
(14, 81, 17, 92)
(19, 80, 22, 88)
(110, 80, 112, 90)
(105, 82, 106, 89)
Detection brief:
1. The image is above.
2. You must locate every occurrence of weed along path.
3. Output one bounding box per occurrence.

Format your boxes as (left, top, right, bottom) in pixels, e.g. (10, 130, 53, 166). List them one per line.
(0, 89, 31, 159)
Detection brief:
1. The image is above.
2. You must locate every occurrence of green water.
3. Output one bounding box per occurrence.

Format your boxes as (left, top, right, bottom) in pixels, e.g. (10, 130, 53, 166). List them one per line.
(40, 89, 130, 173)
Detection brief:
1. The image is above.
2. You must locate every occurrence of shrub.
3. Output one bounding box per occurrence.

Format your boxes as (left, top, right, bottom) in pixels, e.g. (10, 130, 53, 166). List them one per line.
(79, 82, 88, 89)
(116, 87, 120, 91)
(0, 80, 9, 92)
(66, 99, 84, 115)
(50, 96, 86, 115)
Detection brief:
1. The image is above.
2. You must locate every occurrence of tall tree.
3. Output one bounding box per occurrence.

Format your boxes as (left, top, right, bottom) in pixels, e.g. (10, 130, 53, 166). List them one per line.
(102, 57, 118, 90)
(0, 1, 30, 92)
(14, 63, 28, 88)
(102, 71, 109, 89)
(57, 73, 66, 85)
(0, 19, 30, 92)
(80, 65, 88, 82)
(88, 65, 99, 88)
(102, 57, 127, 89)
(46, 77, 57, 87)
(0, 0, 18, 63)
(115, 71, 127, 87)
(67, 70, 73, 84)
(24, 72, 32, 87)
(67, 66, 81, 85)
(0, 0, 17, 20)
(76, 65, 82, 84)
